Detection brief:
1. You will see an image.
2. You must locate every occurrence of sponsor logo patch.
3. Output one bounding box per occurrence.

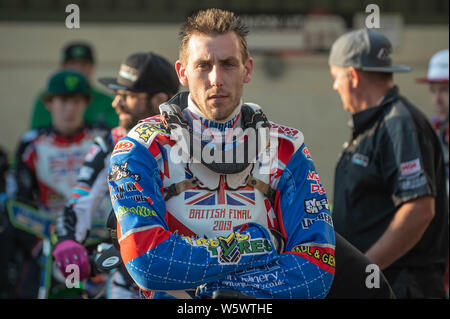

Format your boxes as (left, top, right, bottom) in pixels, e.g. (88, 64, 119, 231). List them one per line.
(301, 212, 333, 229)
(304, 198, 329, 214)
(108, 162, 140, 182)
(291, 244, 335, 274)
(351, 153, 369, 167)
(302, 147, 312, 160)
(112, 140, 135, 156)
(133, 123, 167, 143)
(183, 232, 272, 265)
(270, 123, 300, 138)
(116, 205, 157, 220)
(307, 170, 326, 195)
(400, 158, 421, 176)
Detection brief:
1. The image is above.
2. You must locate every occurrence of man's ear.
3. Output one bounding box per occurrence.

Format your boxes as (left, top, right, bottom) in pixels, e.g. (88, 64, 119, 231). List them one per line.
(150, 92, 169, 106)
(243, 57, 253, 84)
(348, 67, 360, 88)
(42, 96, 53, 111)
(175, 60, 188, 86)
(148, 92, 170, 115)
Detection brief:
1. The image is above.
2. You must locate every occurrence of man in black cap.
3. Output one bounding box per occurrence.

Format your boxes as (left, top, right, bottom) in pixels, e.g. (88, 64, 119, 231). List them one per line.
(329, 29, 448, 298)
(99, 51, 180, 131)
(30, 41, 119, 130)
(52, 52, 179, 299)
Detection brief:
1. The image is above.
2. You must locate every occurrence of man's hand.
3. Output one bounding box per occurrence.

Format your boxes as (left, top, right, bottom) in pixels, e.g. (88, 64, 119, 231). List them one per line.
(365, 196, 435, 269)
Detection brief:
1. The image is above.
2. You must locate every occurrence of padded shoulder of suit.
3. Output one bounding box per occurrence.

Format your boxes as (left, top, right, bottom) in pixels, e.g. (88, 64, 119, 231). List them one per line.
(269, 121, 304, 153)
(127, 115, 170, 148)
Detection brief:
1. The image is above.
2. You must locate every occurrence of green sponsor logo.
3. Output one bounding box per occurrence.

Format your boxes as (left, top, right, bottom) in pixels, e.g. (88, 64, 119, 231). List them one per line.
(64, 75, 80, 91)
(183, 232, 273, 264)
(117, 205, 157, 220)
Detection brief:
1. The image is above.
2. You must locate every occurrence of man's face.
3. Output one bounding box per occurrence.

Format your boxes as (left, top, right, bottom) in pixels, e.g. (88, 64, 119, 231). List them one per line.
(112, 90, 155, 131)
(176, 32, 253, 121)
(330, 65, 357, 114)
(429, 82, 449, 122)
(47, 95, 88, 136)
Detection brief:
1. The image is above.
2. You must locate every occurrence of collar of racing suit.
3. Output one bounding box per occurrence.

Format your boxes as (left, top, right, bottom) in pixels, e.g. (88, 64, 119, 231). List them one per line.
(49, 125, 89, 145)
(159, 92, 275, 204)
(185, 93, 243, 137)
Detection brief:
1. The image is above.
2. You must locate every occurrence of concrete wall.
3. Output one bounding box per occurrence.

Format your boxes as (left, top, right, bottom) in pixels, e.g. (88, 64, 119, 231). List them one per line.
(0, 22, 448, 200)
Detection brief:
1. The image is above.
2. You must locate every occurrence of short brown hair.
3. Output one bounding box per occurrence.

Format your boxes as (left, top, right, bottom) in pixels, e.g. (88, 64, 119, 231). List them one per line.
(178, 8, 250, 64)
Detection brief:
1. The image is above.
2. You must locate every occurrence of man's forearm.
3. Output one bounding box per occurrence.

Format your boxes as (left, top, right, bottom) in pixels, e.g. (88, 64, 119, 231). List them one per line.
(365, 196, 435, 270)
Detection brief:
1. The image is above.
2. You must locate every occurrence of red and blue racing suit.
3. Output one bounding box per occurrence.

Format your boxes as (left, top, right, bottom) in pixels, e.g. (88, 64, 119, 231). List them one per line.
(108, 93, 336, 299)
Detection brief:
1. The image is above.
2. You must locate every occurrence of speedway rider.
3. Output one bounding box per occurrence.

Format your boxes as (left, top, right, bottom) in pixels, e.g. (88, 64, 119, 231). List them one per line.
(1, 70, 109, 298)
(108, 8, 335, 299)
(52, 52, 179, 298)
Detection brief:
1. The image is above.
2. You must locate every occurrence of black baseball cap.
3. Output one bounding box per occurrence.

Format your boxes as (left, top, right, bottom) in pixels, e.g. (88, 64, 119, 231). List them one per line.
(329, 29, 411, 73)
(98, 52, 179, 96)
(62, 42, 95, 64)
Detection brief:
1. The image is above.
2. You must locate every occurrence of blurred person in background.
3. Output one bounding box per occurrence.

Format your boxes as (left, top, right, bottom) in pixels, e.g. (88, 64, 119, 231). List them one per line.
(0, 146, 10, 297)
(30, 41, 118, 130)
(52, 52, 179, 299)
(416, 48, 449, 297)
(329, 29, 448, 298)
(0, 70, 108, 298)
(416, 49, 449, 187)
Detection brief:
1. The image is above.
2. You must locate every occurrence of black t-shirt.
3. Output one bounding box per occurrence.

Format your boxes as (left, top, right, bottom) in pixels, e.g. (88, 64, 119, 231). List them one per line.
(333, 86, 448, 270)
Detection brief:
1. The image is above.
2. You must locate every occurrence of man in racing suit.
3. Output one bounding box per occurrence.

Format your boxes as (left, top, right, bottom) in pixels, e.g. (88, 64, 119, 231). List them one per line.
(1, 70, 108, 297)
(108, 8, 335, 299)
(52, 52, 180, 298)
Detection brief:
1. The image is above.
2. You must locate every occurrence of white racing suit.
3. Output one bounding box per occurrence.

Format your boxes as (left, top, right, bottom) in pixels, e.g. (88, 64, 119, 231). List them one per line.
(5, 125, 108, 297)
